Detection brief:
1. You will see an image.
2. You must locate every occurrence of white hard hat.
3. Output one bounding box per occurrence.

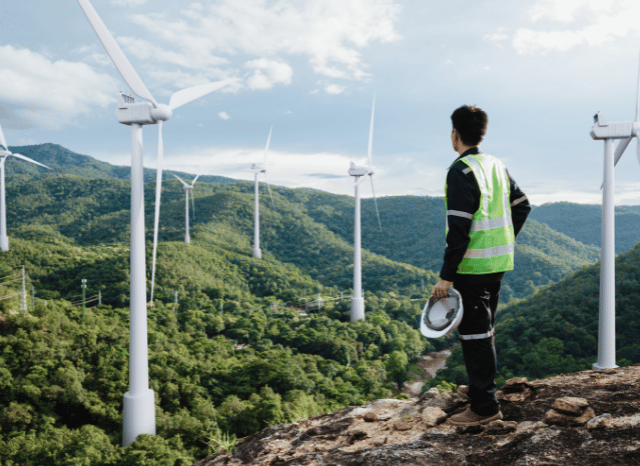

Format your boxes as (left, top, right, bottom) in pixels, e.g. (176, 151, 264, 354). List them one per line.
(420, 288, 463, 338)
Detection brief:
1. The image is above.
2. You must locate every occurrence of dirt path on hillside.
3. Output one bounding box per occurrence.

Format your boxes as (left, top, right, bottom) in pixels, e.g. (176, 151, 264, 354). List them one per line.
(403, 345, 457, 397)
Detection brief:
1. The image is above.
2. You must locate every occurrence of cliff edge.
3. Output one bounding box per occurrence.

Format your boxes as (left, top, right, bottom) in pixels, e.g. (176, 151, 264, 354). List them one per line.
(195, 365, 640, 465)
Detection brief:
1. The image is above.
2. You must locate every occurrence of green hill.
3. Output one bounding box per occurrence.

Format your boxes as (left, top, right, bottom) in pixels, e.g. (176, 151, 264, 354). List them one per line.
(4, 143, 603, 303)
(5, 143, 236, 185)
(530, 202, 640, 253)
(274, 190, 600, 301)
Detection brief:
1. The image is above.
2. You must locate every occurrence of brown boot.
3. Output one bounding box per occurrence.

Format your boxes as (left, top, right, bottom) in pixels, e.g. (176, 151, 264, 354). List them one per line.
(449, 406, 503, 426)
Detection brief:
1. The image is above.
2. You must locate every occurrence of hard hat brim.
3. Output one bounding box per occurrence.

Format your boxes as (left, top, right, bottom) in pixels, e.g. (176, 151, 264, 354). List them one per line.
(420, 288, 463, 338)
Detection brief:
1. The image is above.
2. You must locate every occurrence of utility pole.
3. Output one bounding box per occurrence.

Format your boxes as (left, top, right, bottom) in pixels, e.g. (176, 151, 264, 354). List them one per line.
(98, 290, 102, 306)
(31, 285, 35, 311)
(20, 266, 26, 313)
(81, 279, 87, 321)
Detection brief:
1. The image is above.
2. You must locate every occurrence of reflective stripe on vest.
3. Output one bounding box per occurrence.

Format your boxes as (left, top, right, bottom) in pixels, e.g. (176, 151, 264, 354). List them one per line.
(445, 153, 515, 275)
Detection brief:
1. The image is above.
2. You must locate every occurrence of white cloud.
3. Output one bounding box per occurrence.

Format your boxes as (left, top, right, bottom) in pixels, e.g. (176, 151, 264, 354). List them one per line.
(245, 58, 293, 90)
(325, 84, 346, 94)
(529, 0, 614, 23)
(129, 0, 401, 82)
(483, 28, 509, 48)
(118, 36, 229, 70)
(218, 111, 230, 120)
(0, 45, 118, 130)
(511, 0, 640, 54)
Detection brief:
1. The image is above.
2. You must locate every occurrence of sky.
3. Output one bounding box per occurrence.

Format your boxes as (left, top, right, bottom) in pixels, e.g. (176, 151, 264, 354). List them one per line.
(2, 0, 640, 205)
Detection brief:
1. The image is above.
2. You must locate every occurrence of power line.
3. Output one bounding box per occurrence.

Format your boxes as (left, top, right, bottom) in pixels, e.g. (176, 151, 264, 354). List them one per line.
(0, 292, 21, 301)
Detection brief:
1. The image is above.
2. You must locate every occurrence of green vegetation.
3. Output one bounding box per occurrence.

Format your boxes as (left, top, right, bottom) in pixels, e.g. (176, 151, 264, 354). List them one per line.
(531, 202, 640, 253)
(0, 144, 633, 464)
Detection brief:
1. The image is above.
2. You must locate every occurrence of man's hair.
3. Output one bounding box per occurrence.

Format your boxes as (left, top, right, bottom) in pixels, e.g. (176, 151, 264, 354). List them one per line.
(451, 105, 488, 147)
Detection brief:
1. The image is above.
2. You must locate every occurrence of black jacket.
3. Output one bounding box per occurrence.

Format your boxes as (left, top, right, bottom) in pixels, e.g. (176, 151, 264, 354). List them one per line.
(440, 148, 531, 284)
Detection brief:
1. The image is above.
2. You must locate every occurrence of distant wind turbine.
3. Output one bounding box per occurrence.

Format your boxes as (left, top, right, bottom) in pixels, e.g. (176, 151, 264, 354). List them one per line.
(588, 48, 640, 370)
(173, 174, 199, 244)
(0, 124, 51, 252)
(75, 0, 235, 446)
(245, 126, 275, 259)
(349, 96, 382, 322)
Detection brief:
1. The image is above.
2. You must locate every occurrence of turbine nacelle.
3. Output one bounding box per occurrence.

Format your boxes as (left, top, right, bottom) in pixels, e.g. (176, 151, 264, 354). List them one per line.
(115, 94, 173, 126)
(590, 112, 634, 140)
(249, 163, 266, 173)
(348, 162, 371, 177)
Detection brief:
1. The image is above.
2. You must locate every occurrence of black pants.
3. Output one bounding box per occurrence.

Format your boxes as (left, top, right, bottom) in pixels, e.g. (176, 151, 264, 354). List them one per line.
(454, 281, 501, 416)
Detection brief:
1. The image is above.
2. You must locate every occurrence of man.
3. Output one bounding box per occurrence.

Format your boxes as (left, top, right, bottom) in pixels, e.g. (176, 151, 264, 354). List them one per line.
(432, 105, 530, 426)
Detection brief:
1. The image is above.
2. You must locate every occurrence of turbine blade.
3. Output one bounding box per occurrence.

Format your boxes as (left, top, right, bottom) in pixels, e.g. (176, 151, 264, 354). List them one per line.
(169, 78, 237, 110)
(191, 174, 200, 186)
(614, 136, 632, 167)
(355, 170, 371, 187)
(172, 173, 190, 188)
(601, 136, 632, 189)
(368, 95, 375, 169)
(0, 123, 8, 151)
(191, 188, 196, 220)
(150, 121, 164, 304)
(264, 125, 273, 165)
(636, 45, 640, 122)
(11, 153, 52, 170)
(263, 173, 276, 209)
(637, 138, 640, 167)
(76, 0, 157, 106)
(369, 175, 382, 231)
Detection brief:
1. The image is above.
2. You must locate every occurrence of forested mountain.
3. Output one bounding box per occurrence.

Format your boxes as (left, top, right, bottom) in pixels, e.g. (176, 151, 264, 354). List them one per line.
(272, 190, 600, 301)
(530, 202, 640, 253)
(0, 143, 633, 464)
(5, 176, 439, 303)
(5, 143, 235, 185)
(4, 143, 605, 303)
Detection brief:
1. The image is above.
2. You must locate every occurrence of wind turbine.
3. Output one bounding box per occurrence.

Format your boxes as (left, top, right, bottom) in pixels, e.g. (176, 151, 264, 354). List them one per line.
(0, 124, 51, 252)
(75, 0, 235, 446)
(348, 96, 382, 322)
(245, 126, 275, 259)
(588, 50, 640, 370)
(172, 173, 199, 244)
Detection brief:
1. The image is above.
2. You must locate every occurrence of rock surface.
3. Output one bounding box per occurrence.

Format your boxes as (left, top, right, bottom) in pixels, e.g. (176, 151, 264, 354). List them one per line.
(194, 365, 640, 466)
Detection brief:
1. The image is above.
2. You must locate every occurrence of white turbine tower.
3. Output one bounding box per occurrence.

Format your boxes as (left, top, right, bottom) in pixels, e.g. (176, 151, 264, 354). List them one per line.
(0, 124, 51, 252)
(348, 96, 382, 322)
(588, 52, 640, 370)
(246, 126, 275, 259)
(172, 174, 199, 244)
(75, 0, 235, 446)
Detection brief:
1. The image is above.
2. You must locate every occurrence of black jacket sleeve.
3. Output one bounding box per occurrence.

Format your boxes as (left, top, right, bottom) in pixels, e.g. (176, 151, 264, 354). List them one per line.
(440, 161, 478, 282)
(507, 170, 531, 237)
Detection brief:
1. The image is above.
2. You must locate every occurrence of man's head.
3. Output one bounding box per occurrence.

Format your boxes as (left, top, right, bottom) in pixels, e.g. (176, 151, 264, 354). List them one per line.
(450, 105, 488, 150)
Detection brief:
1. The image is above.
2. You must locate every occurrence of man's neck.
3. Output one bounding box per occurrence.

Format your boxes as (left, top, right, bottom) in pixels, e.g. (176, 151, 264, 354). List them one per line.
(456, 145, 478, 156)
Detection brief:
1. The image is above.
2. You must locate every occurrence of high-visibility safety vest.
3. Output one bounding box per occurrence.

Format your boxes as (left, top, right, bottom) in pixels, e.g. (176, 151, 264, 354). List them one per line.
(445, 153, 515, 274)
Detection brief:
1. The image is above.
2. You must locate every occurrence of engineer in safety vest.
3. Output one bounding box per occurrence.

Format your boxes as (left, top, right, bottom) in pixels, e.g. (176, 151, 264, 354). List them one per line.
(431, 105, 531, 426)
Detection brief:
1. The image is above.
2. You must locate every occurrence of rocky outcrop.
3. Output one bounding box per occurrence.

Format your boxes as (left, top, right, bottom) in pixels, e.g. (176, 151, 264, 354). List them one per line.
(194, 365, 640, 465)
